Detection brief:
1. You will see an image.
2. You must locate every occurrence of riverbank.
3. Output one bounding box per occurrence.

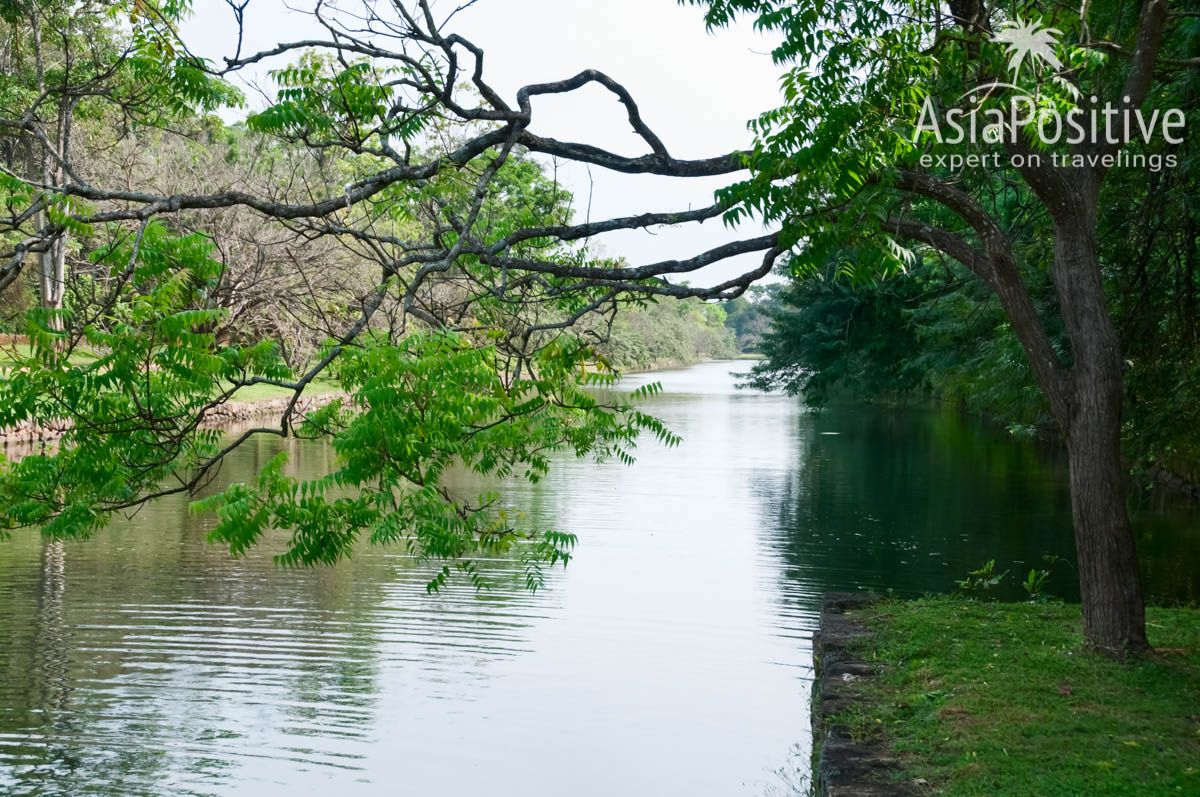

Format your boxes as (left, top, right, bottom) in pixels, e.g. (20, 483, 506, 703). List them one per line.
(813, 595, 1200, 795)
(0, 384, 341, 445)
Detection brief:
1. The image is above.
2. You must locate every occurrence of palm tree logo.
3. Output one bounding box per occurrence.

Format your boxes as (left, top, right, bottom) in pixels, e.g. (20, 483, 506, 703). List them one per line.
(992, 18, 1064, 83)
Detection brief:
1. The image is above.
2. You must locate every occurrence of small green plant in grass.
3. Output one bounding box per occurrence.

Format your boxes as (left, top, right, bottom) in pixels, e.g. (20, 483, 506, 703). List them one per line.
(955, 559, 1008, 594)
(1022, 555, 1071, 601)
(1021, 567, 1051, 600)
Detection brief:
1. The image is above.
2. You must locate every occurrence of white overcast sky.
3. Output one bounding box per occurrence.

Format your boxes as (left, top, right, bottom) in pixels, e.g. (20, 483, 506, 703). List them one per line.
(182, 0, 783, 287)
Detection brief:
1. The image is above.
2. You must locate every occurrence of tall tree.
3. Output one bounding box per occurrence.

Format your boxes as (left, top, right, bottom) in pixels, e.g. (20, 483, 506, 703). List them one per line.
(0, 0, 237, 322)
(693, 0, 1195, 652)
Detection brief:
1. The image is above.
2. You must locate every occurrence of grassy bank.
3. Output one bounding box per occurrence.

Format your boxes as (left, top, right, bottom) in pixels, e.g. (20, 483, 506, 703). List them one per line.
(217, 378, 341, 403)
(834, 597, 1200, 796)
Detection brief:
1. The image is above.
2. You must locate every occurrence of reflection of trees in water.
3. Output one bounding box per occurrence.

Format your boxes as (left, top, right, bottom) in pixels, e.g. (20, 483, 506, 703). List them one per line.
(35, 541, 69, 715)
(1131, 515, 1200, 605)
(755, 402, 1197, 604)
(0, 540, 187, 795)
(756, 404, 1079, 601)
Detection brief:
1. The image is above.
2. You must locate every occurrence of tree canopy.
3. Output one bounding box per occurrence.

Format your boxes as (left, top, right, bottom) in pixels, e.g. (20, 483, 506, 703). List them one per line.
(690, 0, 1194, 652)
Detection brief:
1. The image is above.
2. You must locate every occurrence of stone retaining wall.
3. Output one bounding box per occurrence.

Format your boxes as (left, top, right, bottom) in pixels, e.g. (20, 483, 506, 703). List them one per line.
(811, 593, 913, 796)
(1, 393, 342, 446)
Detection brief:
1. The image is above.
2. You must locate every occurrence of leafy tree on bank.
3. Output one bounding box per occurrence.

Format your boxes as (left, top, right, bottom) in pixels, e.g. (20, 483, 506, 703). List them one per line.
(0, 0, 238, 323)
(692, 0, 1195, 654)
(745, 26, 1199, 475)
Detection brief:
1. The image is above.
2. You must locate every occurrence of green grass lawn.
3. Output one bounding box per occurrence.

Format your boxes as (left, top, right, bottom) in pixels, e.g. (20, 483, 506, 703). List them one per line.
(837, 597, 1200, 796)
(0, 342, 97, 367)
(221, 378, 342, 403)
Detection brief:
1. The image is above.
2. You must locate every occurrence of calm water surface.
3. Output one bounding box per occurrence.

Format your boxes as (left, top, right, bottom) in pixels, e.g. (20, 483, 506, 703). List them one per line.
(1, 361, 1196, 796)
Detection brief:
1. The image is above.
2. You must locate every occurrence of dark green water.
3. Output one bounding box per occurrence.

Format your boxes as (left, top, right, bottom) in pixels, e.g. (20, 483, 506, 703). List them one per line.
(0, 361, 1195, 795)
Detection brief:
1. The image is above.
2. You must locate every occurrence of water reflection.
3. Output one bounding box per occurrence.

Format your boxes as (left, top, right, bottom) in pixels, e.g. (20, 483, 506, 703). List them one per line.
(752, 400, 1197, 604)
(0, 361, 1195, 796)
(757, 403, 1072, 600)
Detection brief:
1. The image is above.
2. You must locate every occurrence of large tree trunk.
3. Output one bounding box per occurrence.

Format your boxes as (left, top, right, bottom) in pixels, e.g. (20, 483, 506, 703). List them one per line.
(990, 0, 1168, 654)
(1054, 201, 1148, 654)
(1065, 368, 1148, 654)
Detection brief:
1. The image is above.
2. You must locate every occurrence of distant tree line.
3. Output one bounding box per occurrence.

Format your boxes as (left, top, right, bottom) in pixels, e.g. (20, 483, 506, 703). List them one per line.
(600, 297, 738, 370)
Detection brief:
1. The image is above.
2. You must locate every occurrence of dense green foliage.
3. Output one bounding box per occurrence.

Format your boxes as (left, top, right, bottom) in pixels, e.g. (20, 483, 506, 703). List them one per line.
(706, 0, 1200, 477)
(0, 2, 743, 589)
(1104, 160, 1200, 479)
(745, 259, 1061, 432)
(0, 194, 681, 589)
(746, 168, 1199, 460)
(0, 223, 283, 538)
(835, 598, 1200, 795)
